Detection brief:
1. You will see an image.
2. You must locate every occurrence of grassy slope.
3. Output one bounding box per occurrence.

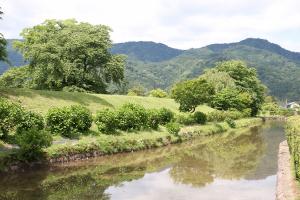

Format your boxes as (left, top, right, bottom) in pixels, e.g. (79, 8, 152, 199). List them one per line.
(0, 88, 262, 166)
(0, 88, 214, 115)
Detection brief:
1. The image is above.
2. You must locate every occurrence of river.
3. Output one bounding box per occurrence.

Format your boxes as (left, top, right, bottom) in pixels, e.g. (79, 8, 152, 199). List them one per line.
(0, 121, 285, 200)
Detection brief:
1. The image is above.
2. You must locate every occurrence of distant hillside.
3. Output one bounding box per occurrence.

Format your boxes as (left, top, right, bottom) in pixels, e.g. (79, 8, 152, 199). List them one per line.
(2, 38, 300, 100)
(0, 39, 26, 74)
(111, 41, 184, 62)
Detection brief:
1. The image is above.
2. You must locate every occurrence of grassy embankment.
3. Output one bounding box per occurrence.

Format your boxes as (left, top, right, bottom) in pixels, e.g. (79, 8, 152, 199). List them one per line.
(0, 88, 262, 162)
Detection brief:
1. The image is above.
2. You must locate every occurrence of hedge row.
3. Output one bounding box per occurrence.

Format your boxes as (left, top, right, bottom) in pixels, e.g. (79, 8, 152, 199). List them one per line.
(95, 103, 174, 133)
(286, 116, 300, 179)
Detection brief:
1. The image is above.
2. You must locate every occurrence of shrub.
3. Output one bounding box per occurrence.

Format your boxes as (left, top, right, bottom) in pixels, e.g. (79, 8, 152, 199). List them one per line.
(149, 89, 168, 98)
(146, 109, 160, 130)
(0, 98, 23, 139)
(225, 118, 236, 128)
(117, 103, 148, 131)
(176, 114, 195, 125)
(207, 110, 244, 122)
(16, 128, 52, 160)
(95, 109, 118, 133)
(16, 111, 44, 134)
(166, 122, 181, 136)
(193, 111, 207, 124)
(157, 108, 174, 125)
(46, 105, 92, 138)
(62, 86, 88, 93)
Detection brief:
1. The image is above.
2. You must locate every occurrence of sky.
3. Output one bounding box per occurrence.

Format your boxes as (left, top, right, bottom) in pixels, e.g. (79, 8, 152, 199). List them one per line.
(1, 0, 300, 51)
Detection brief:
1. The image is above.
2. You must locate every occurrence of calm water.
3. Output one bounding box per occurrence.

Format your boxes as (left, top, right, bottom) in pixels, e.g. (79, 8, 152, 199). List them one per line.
(0, 121, 285, 200)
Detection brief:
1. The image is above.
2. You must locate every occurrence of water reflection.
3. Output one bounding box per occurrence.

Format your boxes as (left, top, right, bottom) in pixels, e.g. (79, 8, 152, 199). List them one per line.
(0, 121, 285, 200)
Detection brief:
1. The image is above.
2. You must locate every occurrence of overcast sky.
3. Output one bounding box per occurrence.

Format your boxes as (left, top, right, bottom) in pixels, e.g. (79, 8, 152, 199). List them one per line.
(1, 0, 300, 51)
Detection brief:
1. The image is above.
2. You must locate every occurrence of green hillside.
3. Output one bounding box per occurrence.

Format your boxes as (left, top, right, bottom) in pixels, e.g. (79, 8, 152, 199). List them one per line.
(0, 88, 214, 115)
(3, 38, 300, 100)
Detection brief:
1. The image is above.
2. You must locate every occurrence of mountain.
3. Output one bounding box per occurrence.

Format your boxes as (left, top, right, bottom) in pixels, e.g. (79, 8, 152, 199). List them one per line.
(2, 38, 300, 100)
(111, 41, 184, 62)
(0, 39, 26, 74)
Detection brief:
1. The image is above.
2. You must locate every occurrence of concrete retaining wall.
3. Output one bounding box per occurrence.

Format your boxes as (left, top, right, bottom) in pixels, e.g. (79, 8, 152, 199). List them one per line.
(276, 140, 298, 200)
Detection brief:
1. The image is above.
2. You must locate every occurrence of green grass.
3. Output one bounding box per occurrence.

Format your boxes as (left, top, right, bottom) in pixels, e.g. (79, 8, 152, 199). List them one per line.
(0, 88, 214, 115)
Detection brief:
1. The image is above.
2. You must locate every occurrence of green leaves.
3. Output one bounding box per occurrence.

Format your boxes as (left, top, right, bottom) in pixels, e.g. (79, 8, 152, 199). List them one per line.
(171, 78, 215, 112)
(14, 19, 124, 93)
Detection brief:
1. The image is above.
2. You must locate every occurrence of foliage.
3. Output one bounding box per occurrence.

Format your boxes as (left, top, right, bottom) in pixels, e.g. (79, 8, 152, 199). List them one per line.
(157, 108, 174, 125)
(127, 85, 146, 96)
(62, 86, 88, 93)
(14, 19, 125, 93)
(117, 103, 148, 131)
(0, 98, 23, 139)
(95, 109, 118, 133)
(16, 111, 44, 134)
(207, 110, 245, 122)
(171, 78, 214, 112)
(0, 7, 6, 62)
(193, 111, 207, 124)
(46, 105, 92, 138)
(149, 88, 168, 98)
(225, 118, 236, 128)
(176, 114, 195, 125)
(201, 69, 236, 93)
(0, 66, 30, 88)
(16, 129, 52, 160)
(166, 122, 181, 136)
(210, 88, 253, 111)
(215, 60, 265, 116)
(146, 109, 160, 130)
(285, 116, 300, 179)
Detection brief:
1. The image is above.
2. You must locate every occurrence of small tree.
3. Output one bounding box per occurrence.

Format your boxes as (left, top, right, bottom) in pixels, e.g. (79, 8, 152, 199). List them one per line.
(0, 7, 7, 62)
(171, 78, 214, 112)
(149, 88, 168, 98)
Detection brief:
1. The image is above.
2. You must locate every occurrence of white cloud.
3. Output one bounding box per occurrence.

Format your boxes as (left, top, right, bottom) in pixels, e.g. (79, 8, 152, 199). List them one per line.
(1, 0, 300, 51)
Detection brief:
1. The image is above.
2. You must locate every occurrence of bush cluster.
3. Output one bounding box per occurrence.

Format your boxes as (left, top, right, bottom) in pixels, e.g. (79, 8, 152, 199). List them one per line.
(166, 122, 181, 136)
(46, 105, 93, 138)
(286, 116, 300, 179)
(176, 111, 207, 125)
(207, 109, 248, 122)
(0, 98, 52, 160)
(94, 104, 175, 133)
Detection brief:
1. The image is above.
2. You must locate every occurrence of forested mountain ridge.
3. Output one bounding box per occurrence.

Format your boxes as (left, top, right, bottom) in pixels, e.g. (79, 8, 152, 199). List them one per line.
(2, 38, 300, 100)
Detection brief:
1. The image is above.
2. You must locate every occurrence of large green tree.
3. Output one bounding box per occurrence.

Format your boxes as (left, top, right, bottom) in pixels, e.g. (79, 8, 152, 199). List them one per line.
(215, 60, 265, 115)
(14, 19, 125, 93)
(171, 78, 214, 112)
(0, 7, 7, 62)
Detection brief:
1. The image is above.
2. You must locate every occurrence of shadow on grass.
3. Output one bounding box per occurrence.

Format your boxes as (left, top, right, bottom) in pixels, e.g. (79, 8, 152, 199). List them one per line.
(0, 88, 114, 108)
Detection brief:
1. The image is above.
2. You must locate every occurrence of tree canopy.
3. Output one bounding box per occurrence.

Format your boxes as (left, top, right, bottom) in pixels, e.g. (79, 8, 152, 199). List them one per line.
(0, 7, 7, 62)
(14, 19, 125, 93)
(171, 78, 215, 112)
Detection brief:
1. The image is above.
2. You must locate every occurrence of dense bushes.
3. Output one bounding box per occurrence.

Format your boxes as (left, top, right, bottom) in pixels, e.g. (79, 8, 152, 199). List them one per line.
(95, 109, 118, 133)
(166, 122, 181, 136)
(117, 103, 148, 131)
(16, 111, 44, 134)
(0, 98, 23, 139)
(46, 105, 93, 138)
(0, 98, 52, 161)
(207, 109, 249, 122)
(286, 116, 300, 179)
(176, 111, 207, 125)
(16, 129, 52, 160)
(95, 104, 175, 133)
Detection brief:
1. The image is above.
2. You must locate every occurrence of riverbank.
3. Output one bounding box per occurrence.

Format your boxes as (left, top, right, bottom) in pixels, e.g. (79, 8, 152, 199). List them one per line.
(0, 117, 262, 172)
